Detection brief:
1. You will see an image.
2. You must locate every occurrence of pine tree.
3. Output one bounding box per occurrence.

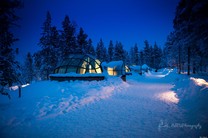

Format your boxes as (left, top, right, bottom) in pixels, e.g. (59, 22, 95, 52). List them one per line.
(39, 11, 51, 47)
(77, 27, 88, 54)
(114, 41, 124, 61)
(171, 0, 208, 74)
(133, 43, 139, 65)
(0, 1, 21, 82)
(23, 52, 34, 83)
(103, 47, 108, 62)
(38, 11, 51, 80)
(60, 15, 76, 58)
(96, 39, 106, 61)
(87, 39, 95, 56)
(143, 40, 151, 66)
(33, 51, 42, 81)
(164, 32, 177, 68)
(108, 40, 114, 62)
(38, 11, 58, 80)
(149, 45, 154, 68)
(160, 49, 167, 68)
(124, 50, 130, 65)
(50, 26, 60, 62)
(153, 42, 162, 70)
(139, 50, 144, 66)
(129, 47, 135, 65)
(0, 0, 22, 98)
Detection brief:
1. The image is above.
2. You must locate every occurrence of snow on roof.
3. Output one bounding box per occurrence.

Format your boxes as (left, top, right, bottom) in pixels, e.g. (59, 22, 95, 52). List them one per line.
(105, 61, 123, 68)
(130, 65, 141, 70)
(130, 64, 150, 71)
(142, 64, 149, 69)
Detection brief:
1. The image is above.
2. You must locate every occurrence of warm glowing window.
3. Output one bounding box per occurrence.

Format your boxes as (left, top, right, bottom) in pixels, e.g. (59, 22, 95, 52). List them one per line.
(107, 67, 117, 76)
(53, 54, 103, 75)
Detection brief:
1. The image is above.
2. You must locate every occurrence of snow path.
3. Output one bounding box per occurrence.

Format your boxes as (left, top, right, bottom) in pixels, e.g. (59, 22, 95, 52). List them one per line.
(0, 70, 207, 137)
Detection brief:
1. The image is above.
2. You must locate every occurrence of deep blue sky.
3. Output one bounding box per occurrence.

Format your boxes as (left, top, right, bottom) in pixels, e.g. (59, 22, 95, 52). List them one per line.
(14, 0, 179, 61)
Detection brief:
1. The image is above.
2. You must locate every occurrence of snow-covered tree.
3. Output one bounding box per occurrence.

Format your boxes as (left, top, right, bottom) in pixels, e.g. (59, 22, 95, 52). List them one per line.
(169, 0, 208, 74)
(60, 15, 76, 58)
(139, 50, 144, 66)
(50, 26, 61, 62)
(129, 44, 139, 65)
(77, 27, 88, 54)
(124, 50, 130, 65)
(87, 38, 95, 56)
(0, 0, 22, 98)
(114, 41, 125, 61)
(143, 40, 151, 67)
(38, 11, 58, 80)
(33, 51, 42, 81)
(129, 47, 135, 65)
(148, 45, 154, 68)
(153, 42, 162, 70)
(133, 43, 139, 65)
(107, 40, 114, 62)
(96, 39, 107, 61)
(103, 47, 108, 62)
(164, 32, 177, 68)
(23, 52, 34, 83)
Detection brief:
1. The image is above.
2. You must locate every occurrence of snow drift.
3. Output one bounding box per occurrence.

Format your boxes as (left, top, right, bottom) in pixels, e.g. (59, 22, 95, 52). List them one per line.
(0, 68, 207, 137)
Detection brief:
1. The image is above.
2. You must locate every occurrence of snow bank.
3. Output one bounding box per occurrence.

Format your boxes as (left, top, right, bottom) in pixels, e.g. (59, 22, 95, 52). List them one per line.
(143, 68, 174, 78)
(190, 77, 208, 87)
(173, 76, 208, 100)
(172, 75, 208, 126)
(157, 91, 179, 104)
(49, 72, 104, 77)
(1, 69, 207, 137)
(0, 78, 129, 125)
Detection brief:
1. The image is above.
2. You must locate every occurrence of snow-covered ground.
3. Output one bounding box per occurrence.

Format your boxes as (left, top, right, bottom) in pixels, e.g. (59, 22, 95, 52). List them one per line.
(0, 69, 208, 137)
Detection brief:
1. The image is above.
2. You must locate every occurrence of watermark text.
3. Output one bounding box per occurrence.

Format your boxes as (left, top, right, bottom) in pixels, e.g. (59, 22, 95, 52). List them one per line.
(158, 120, 202, 131)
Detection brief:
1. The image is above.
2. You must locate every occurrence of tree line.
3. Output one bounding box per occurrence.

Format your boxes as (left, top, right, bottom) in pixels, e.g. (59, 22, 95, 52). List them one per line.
(0, 1, 176, 86)
(27, 11, 165, 81)
(164, 0, 208, 75)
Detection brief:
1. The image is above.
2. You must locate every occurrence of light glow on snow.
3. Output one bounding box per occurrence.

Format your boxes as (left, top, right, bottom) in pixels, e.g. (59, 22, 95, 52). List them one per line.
(10, 83, 30, 91)
(144, 68, 172, 78)
(10, 86, 19, 91)
(190, 77, 208, 87)
(155, 75, 166, 78)
(2, 69, 208, 137)
(157, 91, 179, 104)
(22, 83, 30, 88)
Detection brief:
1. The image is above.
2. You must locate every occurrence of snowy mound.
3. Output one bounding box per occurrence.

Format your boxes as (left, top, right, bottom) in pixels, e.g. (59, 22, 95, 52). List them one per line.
(142, 64, 149, 70)
(174, 76, 208, 100)
(143, 68, 174, 78)
(1, 70, 208, 137)
(173, 76, 208, 121)
(0, 78, 128, 123)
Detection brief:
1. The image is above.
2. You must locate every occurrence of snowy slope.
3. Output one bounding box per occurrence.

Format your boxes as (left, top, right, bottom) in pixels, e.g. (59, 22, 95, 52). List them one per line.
(0, 69, 208, 137)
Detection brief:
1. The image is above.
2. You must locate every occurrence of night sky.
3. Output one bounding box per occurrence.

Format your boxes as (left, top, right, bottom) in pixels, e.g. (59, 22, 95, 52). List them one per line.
(14, 0, 179, 61)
